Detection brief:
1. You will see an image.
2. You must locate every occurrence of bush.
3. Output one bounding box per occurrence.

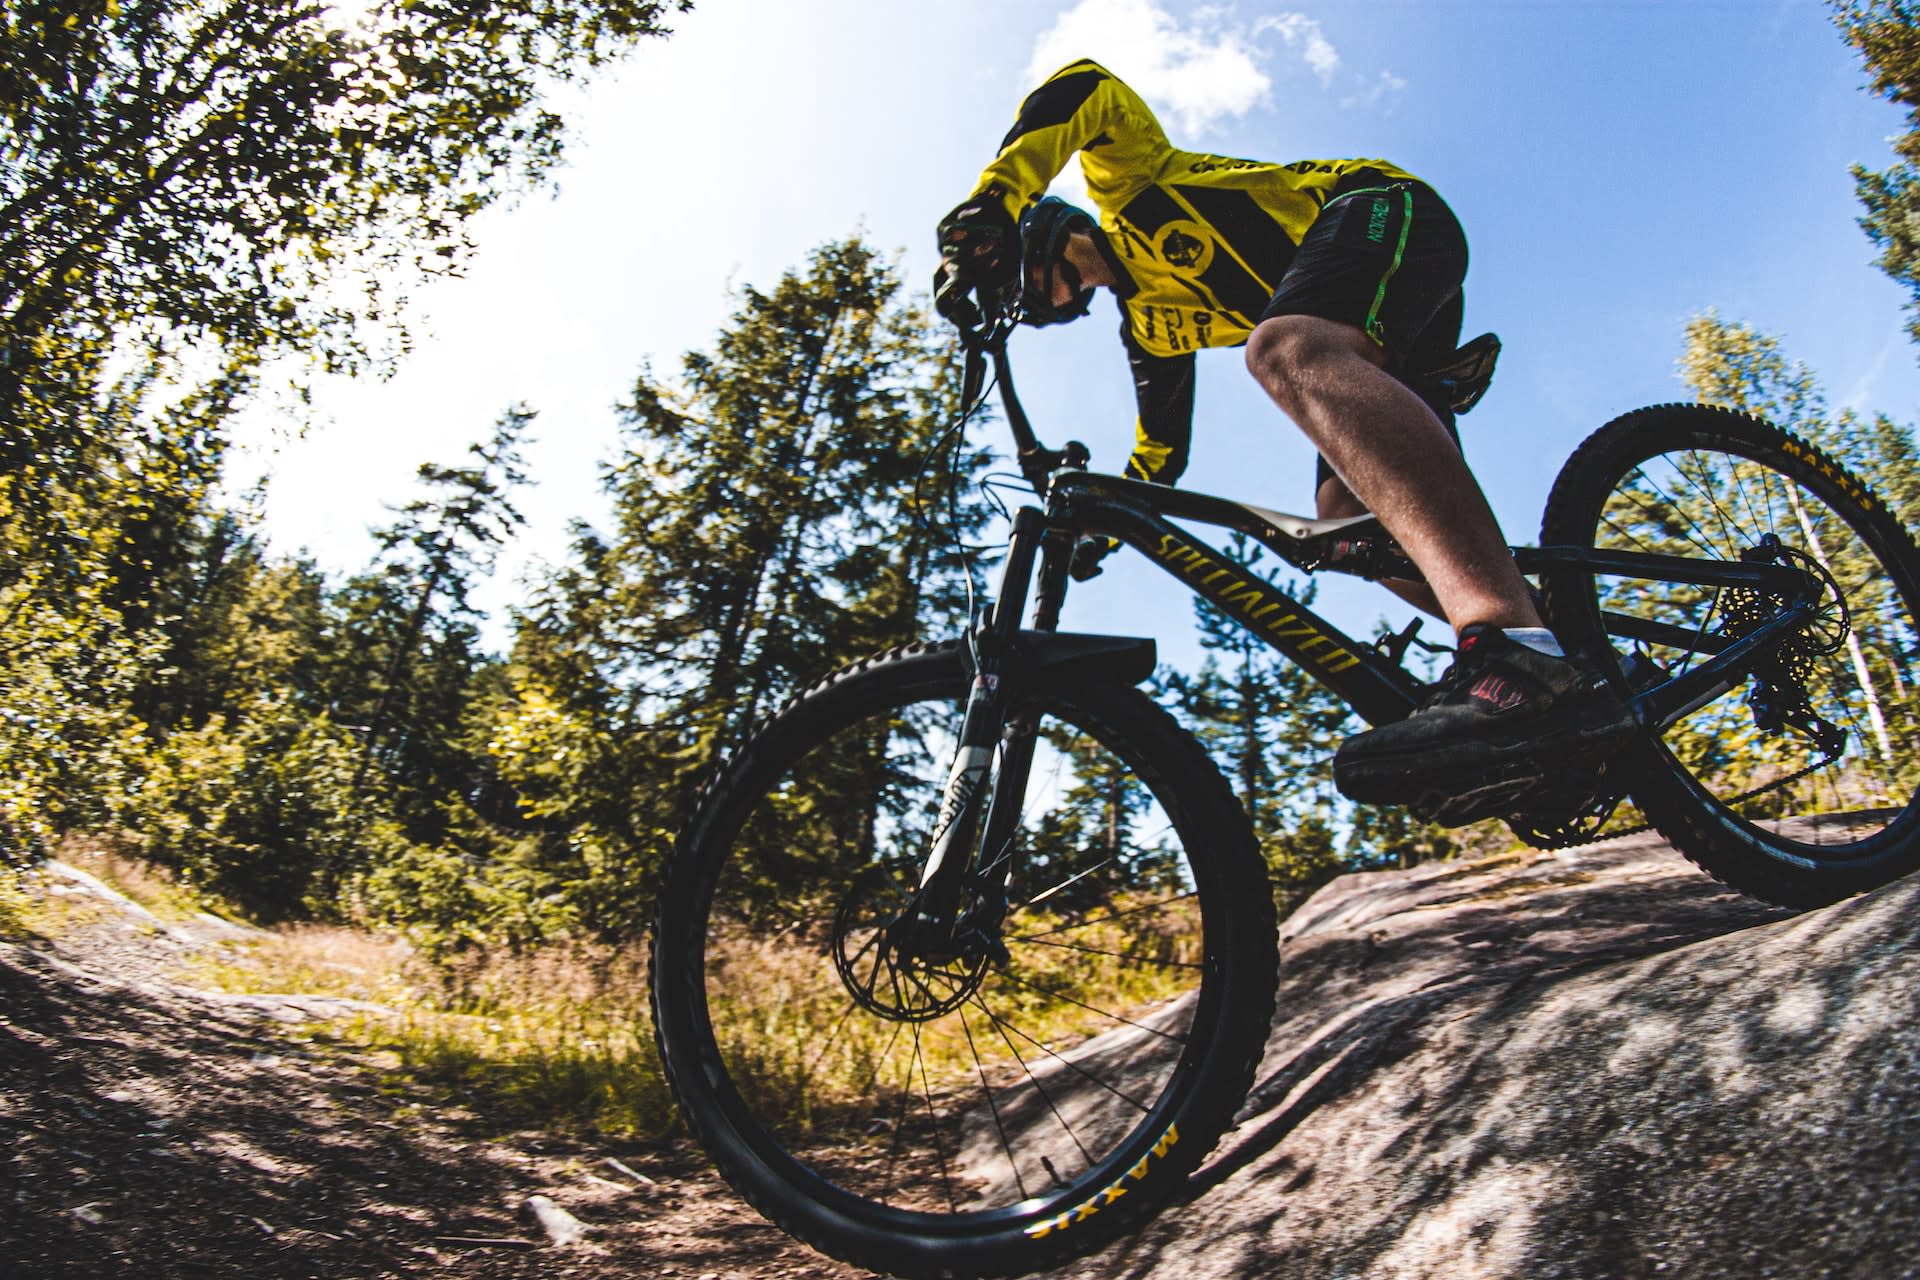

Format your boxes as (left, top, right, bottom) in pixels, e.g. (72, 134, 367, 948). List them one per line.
(123, 699, 406, 920)
(352, 842, 572, 958)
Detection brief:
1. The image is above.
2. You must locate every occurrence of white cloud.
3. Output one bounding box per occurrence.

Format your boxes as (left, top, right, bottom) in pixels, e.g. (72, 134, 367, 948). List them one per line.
(1023, 4, 1385, 140)
(1255, 13, 1340, 87)
(1025, 0, 1274, 136)
(1341, 69, 1408, 112)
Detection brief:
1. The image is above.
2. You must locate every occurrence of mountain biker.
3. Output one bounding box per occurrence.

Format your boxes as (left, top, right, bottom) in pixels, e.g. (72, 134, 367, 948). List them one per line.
(936, 58, 1635, 824)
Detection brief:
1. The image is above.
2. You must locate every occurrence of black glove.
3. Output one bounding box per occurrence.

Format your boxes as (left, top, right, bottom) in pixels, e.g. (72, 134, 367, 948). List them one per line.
(936, 190, 1018, 290)
(933, 260, 979, 325)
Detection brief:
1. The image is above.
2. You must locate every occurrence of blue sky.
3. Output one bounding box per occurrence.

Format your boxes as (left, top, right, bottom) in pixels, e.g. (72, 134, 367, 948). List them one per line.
(236, 0, 1920, 668)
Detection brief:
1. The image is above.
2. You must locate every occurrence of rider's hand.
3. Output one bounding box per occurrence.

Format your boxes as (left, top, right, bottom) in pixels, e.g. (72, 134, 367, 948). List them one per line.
(933, 261, 979, 326)
(936, 191, 1018, 290)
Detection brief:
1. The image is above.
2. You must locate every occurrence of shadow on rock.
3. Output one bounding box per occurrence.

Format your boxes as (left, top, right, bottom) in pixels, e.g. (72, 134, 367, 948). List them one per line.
(1044, 836, 1917, 1280)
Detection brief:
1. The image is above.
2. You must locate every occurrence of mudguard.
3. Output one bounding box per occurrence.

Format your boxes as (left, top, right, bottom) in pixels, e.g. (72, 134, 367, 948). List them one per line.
(992, 631, 1158, 687)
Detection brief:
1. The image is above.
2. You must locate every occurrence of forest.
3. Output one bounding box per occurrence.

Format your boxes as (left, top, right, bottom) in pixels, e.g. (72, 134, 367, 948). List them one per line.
(5, 0, 1920, 1135)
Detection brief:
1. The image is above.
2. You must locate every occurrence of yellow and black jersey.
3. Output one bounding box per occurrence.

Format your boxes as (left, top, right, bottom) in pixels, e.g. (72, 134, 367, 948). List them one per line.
(970, 59, 1423, 485)
(971, 58, 1420, 360)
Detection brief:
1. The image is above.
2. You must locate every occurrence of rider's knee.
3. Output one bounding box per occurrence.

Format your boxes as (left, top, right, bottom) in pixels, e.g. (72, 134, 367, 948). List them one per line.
(1245, 314, 1372, 414)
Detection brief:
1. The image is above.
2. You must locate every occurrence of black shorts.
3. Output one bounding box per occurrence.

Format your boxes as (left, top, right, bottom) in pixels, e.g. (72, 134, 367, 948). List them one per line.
(1258, 179, 1469, 491)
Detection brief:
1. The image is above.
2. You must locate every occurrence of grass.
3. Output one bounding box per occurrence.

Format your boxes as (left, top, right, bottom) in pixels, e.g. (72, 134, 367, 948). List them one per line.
(0, 863, 32, 937)
(12, 845, 1212, 1145)
(346, 941, 678, 1138)
(194, 924, 680, 1138)
(211, 902, 1201, 1145)
(698, 893, 1205, 1138)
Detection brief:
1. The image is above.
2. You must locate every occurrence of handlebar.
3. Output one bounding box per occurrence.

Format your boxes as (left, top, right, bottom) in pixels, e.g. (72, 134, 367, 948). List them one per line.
(945, 283, 1090, 493)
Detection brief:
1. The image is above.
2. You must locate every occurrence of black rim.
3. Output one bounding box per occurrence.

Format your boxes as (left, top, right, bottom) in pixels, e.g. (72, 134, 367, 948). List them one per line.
(1560, 417, 1920, 863)
(674, 670, 1228, 1236)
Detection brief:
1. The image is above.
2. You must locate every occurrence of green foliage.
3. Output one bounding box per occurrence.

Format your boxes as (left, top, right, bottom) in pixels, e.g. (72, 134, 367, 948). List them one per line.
(490, 237, 988, 939)
(1343, 803, 1459, 873)
(1834, 2, 1920, 344)
(123, 699, 402, 919)
(353, 841, 568, 957)
(0, 0, 692, 397)
(1683, 310, 1920, 529)
(0, 0, 689, 909)
(1668, 314, 1920, 805)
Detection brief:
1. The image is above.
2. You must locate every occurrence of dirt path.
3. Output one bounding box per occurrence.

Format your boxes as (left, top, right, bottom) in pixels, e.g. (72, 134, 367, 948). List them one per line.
(9, 841, 1915, 1280)
(0, 873, 872, 1279)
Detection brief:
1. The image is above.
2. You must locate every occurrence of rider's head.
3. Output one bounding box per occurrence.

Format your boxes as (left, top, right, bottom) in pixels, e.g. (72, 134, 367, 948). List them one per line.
(1018, 197, 1097, 327)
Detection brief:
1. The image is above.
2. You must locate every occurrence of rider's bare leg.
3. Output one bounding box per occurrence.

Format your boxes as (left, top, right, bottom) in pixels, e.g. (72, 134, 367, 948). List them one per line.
(1315, 475, 1446, 618)
(1246, 313, 1541, 634)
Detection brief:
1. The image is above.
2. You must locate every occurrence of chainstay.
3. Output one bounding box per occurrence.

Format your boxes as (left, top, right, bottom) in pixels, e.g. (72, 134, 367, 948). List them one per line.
(1550, 748, 1840, 849)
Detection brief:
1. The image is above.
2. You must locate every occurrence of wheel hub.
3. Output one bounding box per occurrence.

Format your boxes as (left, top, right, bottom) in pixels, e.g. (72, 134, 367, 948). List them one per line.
(831, 865, 993, 1022)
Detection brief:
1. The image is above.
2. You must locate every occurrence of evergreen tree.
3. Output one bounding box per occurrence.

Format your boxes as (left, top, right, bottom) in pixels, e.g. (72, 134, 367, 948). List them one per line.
(1833, 1, 1920, 347)
(489, 237, 987, 937)
(1678, 313, 1920, 790)
(0, 0, 690, 871)
(332, 409, 531, 844)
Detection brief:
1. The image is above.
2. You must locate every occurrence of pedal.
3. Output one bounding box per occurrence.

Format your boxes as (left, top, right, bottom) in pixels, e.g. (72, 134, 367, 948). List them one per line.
(1410, 771, 1549, 828)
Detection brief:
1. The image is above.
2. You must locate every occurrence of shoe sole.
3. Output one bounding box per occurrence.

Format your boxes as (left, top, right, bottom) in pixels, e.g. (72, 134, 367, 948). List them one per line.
(1334, 713, 1637, 809)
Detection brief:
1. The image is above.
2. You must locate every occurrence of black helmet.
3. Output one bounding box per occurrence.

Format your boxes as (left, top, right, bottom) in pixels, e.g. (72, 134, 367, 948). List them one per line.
(1017, 197, 1097, 327)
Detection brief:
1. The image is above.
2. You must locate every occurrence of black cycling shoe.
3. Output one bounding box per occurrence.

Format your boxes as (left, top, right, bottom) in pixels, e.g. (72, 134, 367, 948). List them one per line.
(1334, 624, 1638, 826)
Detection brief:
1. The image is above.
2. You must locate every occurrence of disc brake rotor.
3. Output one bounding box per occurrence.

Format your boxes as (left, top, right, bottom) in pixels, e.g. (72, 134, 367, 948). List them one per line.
(830, 863, 990, 1023)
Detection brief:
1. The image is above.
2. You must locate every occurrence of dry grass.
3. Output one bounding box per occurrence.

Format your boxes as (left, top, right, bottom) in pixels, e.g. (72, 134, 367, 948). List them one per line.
(23, 846, 1207, 1144)
(354, 940, 677, 1138)
(56, 836, 219, 924)
(197, 925, 679, 1138)
(701, 895, 1204, 1135)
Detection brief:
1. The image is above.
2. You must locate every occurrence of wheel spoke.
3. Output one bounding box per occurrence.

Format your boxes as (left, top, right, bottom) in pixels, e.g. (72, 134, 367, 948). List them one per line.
(1542, 407, 1920, 901)
(1009, 890, 1201, 942)
(659, 648, 1273, 1264)
(994, 967, 1189, 1045)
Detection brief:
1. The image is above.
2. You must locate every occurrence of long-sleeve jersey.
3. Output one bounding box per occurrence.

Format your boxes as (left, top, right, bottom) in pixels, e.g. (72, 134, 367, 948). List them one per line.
(970, 58, 1420, 484)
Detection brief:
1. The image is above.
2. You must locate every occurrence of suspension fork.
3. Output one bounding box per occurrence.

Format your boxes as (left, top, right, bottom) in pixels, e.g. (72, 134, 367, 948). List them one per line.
(899, 507, 1072, 952)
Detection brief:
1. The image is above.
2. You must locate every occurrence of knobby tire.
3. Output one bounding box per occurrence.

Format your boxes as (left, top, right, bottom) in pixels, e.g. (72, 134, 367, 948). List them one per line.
(650, 641, 1277, 1278)
(1540, 403, 1920, 906)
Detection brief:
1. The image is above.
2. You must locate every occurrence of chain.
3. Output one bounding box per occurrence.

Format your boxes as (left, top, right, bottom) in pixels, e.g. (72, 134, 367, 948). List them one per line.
(1529, 747, 1841, 850)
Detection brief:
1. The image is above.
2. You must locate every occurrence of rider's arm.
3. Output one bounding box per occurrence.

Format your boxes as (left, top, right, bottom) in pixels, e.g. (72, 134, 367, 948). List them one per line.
(969, 60, 1169, 221)
(1122, 326, 1194, 486)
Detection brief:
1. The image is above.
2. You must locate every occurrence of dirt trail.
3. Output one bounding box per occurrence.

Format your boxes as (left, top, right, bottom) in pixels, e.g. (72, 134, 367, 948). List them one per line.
(0, 866, 869, 1279)
(5, 839, 1917, 1279)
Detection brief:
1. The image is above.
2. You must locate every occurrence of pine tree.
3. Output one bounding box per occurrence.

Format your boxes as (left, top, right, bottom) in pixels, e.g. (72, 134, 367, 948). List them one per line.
(1833, 1, 1920, 347)
(333, 409, 531, 843)
(1679, 312, 1920, 784)
(489, 237, 987, 937)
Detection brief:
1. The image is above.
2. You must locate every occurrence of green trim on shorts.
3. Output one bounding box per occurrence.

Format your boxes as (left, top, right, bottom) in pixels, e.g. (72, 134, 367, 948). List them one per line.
(1324, 185, 1399, 206)
(1363, 188, 1414, 346)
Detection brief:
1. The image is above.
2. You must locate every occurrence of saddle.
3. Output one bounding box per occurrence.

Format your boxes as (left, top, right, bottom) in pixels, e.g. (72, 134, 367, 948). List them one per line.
(1413, 331, 1501, 415)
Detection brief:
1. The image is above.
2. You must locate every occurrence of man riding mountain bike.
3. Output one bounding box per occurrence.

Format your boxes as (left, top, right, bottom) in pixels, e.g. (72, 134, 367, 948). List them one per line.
(935, 58, 1635, 825)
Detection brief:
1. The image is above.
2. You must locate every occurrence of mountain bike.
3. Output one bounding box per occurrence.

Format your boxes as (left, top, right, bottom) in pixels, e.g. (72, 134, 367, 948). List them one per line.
(649, 292, 1920, 1279)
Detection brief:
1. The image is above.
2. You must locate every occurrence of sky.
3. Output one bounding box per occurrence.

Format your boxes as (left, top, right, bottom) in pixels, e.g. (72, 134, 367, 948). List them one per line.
(232, 0, 1920, 671)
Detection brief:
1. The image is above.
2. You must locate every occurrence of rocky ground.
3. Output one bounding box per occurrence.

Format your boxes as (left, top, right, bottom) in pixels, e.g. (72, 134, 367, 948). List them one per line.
(3, 836, 1916, 1279)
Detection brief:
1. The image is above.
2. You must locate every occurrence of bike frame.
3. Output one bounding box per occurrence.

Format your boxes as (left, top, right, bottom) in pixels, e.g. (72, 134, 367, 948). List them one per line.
(901, 318, 1823, 937)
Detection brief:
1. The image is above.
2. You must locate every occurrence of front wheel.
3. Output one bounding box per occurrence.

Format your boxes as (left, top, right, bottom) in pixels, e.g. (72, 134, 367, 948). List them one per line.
(1540, 403, 1920, 906)
(650, 641, 1277, 1279)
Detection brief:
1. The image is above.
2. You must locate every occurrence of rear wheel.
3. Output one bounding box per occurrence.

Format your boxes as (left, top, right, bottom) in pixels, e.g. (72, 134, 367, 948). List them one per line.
(1541, 403, 1920, 906)
(650, 642, 1277, 1278)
